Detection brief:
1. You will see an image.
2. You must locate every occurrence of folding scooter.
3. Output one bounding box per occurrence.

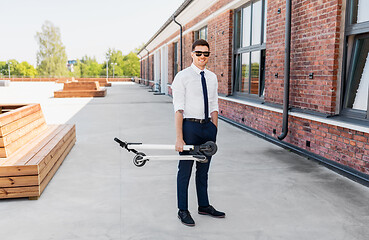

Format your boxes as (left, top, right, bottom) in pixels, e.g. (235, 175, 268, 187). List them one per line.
(114, 137, 217, 167)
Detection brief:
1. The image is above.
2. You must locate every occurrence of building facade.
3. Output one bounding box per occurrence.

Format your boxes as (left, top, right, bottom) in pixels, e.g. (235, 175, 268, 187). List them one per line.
(138, 0, 369, 182)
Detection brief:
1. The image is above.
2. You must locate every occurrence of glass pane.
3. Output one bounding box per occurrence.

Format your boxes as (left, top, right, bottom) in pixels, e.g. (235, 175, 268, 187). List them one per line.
(345, 37, 369, 111)
(194, 31, 199, 41)
(260, 50, 266, 96)
(234, 54, 241, 92)
(235, 10, 242, 49)
(252, 0, 262, 45)
(241, 52, 250, 93)
(242, 4, 251, 47)
(263, 0, 267, 43)
(250, 51, 260, 95)
(351, 0, 369, 24)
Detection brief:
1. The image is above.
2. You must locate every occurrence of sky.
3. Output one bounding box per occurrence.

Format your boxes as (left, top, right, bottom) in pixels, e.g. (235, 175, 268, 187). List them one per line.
(0, 0, 184, 66)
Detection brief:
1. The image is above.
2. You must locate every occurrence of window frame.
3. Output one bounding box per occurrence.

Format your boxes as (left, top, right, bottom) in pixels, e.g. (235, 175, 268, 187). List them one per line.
(194, 26, 208, 41)
(232, 0, 267, 99)
(341, 0, 369, 120)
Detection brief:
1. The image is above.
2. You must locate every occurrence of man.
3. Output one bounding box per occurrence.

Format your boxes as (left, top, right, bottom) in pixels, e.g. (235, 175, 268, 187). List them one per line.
(171, 39, 225, 227)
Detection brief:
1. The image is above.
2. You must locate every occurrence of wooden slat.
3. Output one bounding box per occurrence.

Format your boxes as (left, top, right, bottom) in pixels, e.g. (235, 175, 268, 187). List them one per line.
(0, 104, 25, 110)
(77, 78, 111, 87)
(0, 110, 43, 137)
(38, 129, 75, 181)
(0, 165, 38, 178)
(0, 104, 40, 126)
(0, 125, 61, 167)
(63, 81, 100, 91)
(54, 89, 106, 98)
(40, 134, 76, 194)
(0, 123, 47, 158)
(26, 125, 75, 166)
(14, 125, 64, 166)
(0, 175, 38, 188)
(0, 186, 39, 199)
(0, 116, 46, 147)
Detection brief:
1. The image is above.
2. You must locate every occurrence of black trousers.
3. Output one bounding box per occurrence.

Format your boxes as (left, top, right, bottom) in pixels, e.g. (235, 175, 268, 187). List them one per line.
(177, 119, 217, 210)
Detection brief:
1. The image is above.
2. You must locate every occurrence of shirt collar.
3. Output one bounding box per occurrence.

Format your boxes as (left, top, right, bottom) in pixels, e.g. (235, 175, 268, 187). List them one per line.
(191, 63, 206, 75)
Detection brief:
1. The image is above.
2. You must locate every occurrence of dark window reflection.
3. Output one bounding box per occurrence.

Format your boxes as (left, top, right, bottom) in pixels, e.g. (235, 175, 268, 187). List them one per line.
(344, 37, 369, 111)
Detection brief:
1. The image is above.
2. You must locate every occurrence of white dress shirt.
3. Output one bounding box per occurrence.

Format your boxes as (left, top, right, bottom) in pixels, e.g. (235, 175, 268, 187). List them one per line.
(172, 63, 219, 119)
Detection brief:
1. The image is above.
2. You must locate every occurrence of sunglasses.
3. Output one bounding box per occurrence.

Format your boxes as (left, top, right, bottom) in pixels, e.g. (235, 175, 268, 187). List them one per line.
(192, 51, 211, 57)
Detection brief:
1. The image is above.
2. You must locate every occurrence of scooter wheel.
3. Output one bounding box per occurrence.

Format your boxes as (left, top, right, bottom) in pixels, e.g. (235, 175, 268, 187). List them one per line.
(201, 141, 218, 157)
(133, 152, 146, 167)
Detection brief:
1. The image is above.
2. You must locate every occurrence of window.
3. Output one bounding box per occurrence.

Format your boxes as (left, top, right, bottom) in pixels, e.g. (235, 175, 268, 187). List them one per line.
(194, 26, 208, 41)
(343, 0, 369, 119)
(233, 0, 267, 97)
(173, 42, 179, 76)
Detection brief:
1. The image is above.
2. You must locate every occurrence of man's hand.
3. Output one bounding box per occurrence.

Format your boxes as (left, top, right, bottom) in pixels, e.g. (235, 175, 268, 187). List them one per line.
(175, 138, 186, 152)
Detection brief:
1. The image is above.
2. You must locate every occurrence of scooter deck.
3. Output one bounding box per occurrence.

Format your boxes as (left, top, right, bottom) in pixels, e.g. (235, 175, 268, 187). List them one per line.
(114, 137, 216, 167)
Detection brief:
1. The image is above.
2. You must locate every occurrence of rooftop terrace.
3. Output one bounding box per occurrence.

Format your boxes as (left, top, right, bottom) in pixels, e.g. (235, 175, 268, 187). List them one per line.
(0, 82, 368, 240)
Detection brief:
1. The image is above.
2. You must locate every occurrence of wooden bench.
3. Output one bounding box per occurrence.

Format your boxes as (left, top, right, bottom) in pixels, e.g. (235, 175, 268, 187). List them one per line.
(77, 78, 112, 87)
(0, 104, 76, 199)
(54, 81, 107, 98)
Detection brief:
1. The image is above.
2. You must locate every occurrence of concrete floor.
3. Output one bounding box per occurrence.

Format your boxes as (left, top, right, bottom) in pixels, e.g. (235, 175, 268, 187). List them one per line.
(0, 82, 368, 240)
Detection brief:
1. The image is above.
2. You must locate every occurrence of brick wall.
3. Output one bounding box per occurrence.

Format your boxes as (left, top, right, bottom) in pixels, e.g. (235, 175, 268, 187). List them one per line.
(265, 0, 343, 115)
(219, 98, 369, 175)
(207, 10, 233, 96)
(168, 43, 174, 84)
(149, 55, 154, 81)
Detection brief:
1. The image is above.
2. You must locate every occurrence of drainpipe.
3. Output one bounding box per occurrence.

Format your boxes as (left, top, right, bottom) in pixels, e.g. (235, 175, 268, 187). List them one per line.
(144, 48, 149, 86)
(173, 15, 183, 70)
(278, 0, 292, 141)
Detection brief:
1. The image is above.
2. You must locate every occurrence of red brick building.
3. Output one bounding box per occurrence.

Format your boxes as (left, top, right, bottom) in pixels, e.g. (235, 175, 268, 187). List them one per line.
(138, 0, 369, 184)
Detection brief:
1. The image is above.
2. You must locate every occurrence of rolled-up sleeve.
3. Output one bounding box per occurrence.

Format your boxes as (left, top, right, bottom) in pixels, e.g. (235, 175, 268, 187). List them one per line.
(209, 76, 219, 114)
(172, 74, 185, 113)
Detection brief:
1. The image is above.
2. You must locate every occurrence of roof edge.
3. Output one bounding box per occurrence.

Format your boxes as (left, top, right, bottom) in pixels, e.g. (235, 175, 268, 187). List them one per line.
(137, 0, 194, 56)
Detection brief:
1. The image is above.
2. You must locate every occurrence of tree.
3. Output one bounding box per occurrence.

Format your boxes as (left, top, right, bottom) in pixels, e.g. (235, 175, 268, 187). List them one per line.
(103, 48, 140, 77)
(0, 60, 18, 77)
(75, 56, 103, 77)
(105, 48, 124, 77)
(16, 61, 37, 77)
(35, 21, 68, 77)
(0, 61, 7, 77)
(122, 52, 140, 77)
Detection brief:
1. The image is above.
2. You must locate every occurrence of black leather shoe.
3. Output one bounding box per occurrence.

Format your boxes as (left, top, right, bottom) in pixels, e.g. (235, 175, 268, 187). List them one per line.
(178, 210, 195, 226)
(198, 205, 225, 218)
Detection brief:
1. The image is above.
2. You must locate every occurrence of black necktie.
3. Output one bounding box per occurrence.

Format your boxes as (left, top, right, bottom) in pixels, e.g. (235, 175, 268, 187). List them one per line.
(200, 71, 209, 121)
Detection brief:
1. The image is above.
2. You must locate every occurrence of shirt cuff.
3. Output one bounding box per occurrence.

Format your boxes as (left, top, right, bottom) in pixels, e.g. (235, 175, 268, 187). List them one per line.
(174, 105, 184, 113)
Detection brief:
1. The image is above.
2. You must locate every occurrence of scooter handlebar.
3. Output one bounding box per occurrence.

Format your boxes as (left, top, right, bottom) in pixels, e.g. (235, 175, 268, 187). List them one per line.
(114, 138, 127, 148)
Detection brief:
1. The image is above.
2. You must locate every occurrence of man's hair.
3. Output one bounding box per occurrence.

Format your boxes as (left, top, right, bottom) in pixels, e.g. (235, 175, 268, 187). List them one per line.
(192, 39, 210, 51)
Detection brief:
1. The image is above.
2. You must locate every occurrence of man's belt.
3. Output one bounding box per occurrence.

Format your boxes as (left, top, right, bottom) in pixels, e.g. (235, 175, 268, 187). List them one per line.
(184, 118, 211, 124)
